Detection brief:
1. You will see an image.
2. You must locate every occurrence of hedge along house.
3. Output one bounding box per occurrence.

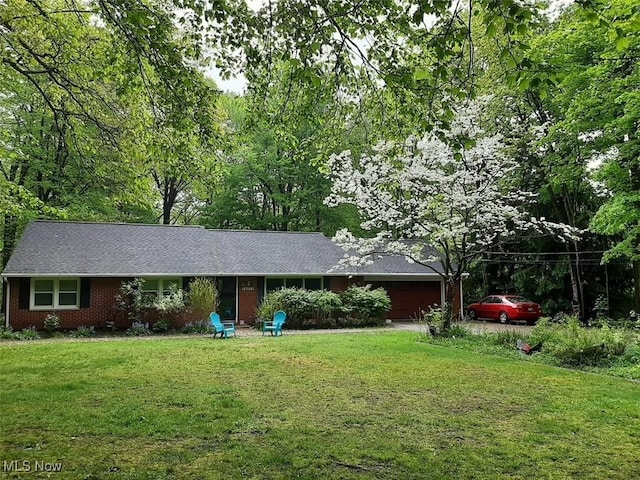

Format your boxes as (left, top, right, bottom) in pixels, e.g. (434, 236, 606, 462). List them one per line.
(2, 221, 463, 330)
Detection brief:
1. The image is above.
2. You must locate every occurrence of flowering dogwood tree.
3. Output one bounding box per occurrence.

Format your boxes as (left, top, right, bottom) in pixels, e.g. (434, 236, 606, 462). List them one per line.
(325, 100, 579, 330)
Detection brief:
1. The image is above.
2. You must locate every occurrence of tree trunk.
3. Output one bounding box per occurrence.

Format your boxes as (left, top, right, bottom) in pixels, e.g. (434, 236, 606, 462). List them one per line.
(442, 276, 457, 332)
(1, 214, 18, 270)
(566, 245, 584, 321)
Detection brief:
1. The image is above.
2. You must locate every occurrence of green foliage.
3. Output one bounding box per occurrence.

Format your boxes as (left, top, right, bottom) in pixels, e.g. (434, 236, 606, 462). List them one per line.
(68, 326, 95, 338)
(340, 285, 392, 323)
(151, 319, 173, 333)
(126, 322, 152, 337)
(180, 321, 213, 334)
(115, 278, 148, 324)
(439, 324, 471, 339)
(256, 285, 391, 329)
(529, 317, 635, 367)
(15, 326, 41, 341)
(188, 277, 219, 321)
(43, 314, 61, 333)
(0, 325, 42, 341)
(0, 326, 19, 340)
(256, 288, 342, 329)
(419, 304, 449, 335)
(487, 330, 523, 348)
(154, 285, 187, 315)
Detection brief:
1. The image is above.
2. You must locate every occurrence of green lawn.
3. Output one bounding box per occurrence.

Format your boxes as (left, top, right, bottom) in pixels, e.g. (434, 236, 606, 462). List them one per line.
(1, 332, 638, 479)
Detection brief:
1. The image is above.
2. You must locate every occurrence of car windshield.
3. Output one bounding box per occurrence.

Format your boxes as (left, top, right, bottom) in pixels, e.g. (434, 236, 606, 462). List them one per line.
(505, 296, 531, 303)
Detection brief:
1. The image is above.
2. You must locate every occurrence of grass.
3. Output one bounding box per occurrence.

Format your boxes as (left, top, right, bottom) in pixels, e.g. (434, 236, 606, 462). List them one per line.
(1, 331, 639, 479)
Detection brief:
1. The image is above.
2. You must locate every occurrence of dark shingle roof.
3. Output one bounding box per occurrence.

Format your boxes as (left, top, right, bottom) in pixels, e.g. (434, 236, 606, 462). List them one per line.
(2, 221, 443, 277)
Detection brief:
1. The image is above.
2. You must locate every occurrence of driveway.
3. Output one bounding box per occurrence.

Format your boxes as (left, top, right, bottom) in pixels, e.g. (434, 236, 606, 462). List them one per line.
(253, 320, 534, 336)
(391, 319, 534, 335)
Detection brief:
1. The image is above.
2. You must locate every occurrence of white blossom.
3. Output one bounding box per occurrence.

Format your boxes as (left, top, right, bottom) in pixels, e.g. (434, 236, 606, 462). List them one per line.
(325, 98, 580, 282)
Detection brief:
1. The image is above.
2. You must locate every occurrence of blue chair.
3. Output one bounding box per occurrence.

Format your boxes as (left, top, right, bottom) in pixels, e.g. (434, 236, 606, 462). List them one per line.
(262, 310, 287, 336)
(210, 312, 236, 339)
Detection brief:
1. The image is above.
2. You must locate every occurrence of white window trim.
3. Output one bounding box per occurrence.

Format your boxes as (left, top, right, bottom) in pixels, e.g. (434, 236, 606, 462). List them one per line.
(141, 277, 182, 301)
(30, 278, 80, 310)
(265, 277, 323, 293)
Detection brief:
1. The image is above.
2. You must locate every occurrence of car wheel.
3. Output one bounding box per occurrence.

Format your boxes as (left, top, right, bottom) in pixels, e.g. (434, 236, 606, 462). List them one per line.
(499, 311, 509, 324)
(468, 309, 477, 321)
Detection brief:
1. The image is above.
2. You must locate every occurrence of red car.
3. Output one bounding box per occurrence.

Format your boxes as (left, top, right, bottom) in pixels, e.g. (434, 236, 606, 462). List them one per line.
(467, 295, 542, 325)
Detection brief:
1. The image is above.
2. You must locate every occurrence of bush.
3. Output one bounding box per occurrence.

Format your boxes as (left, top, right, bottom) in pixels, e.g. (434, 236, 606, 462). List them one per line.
(69, 326, 95, 338)
(256, 288, 342, 329)
(126, 322, 152, 336)
(529, 316, 635, 367)
(188, 277, 219, 322)
(256, 285, 391, 329)
(489, 330, 525, 348)
(0, 326, 19, 340)
(340, 285, 391, 325)
(439, 324, 471, 338)
(43, 313, 61, 333)
(153, 286, 186, 315)
(419, 304, 447, 336)
(152, 318, 173, 333)
(181, 321, 213, 334)
(16, 326, 40, 341)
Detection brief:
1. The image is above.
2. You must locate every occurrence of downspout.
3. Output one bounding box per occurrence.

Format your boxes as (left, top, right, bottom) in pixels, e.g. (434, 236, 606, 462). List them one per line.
(4, 278, 9, 329)
(459, 277, 464, 320)
(460, 273, 469, 320)
(234, 276, 239, 324)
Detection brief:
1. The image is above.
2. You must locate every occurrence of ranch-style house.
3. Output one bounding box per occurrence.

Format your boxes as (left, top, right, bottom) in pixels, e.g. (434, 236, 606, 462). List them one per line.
(1, 221, 463, 330)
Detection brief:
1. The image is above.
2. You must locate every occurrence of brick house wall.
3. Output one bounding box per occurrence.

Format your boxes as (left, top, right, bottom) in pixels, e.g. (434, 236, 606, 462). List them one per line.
(6, 277, 201, 331)
(237, 276, 259, 325)
(6, 275, 462, 329)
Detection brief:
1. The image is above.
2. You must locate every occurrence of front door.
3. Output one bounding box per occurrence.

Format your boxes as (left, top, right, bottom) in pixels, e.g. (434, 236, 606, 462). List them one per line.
(216, 277, 237, 322)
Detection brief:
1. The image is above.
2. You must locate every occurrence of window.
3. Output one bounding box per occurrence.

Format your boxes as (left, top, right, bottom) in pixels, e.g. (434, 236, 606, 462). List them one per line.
(266, 278, 284, 292)
(142, 278, 182, 304)
(31, 278, 79, 309)
(305, 278, 322, 291)
(265, 277, 323, 293)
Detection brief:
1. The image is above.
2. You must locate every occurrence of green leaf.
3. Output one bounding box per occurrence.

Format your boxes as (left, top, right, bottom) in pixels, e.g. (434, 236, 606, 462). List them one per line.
(413, 68, 431, 81)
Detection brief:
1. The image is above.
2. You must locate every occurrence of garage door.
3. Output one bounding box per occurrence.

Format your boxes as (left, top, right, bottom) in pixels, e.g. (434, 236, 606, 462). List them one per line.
(370, 281, 442, 320)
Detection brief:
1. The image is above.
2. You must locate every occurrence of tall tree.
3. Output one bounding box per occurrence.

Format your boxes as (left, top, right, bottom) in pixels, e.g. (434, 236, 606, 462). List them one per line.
(0, 0, 221, 266)
(200, 66, 364, 234)
(325, 100, 579, 330)
(460, 0, 638, 317)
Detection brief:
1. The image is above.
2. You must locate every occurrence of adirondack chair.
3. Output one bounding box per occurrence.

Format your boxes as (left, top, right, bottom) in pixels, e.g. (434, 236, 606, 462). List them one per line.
(262, 310, 287, 336)
(210, 312, 236, 339)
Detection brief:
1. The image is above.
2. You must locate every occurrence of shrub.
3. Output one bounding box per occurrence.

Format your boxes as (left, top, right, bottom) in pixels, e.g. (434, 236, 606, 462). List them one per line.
(440, 324, 471, 338)
(16, 326, 40, 341)
(188, 277, 219, 321)
(340, 285, 391, 325)
(69, 326, 95, 338)
(256, 288, 292, 323)
(43, 313, 61, 333)
(126, 322, 152, 336)
(256, 288, 339, 329)
(529, 316, 635, 367)
(0, 326, 19, 340)
(153, 286, 186, 315)
(256, 285, 390, 329)
(419, 304, 447, 336)
(115, 278, 147, 324)
(152, 318, 173, 333)
(181, 321, 213, 334)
